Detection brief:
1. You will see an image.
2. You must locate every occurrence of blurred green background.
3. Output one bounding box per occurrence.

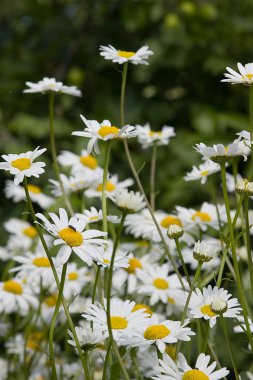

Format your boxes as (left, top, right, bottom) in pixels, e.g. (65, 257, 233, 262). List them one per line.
(1, 0, 252, 223)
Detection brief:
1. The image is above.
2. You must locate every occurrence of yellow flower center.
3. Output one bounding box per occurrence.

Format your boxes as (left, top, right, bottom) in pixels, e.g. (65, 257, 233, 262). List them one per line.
(118, 50, 135, 58)
(98, 126, 119, 138)
(153, 278, 169, 289)
(23, 226, 37, 238)
(96, 181, 116, 192)
(103, 258, 110, 264)
(136, 240, 149, 247)
(168, 297, 175, 304)
(200, 170, 209, 176)
(33, 257, 50, 267)
(191, 211, 212, 222)
(27, 184, 42, 193)
(243, 73, 253, 81)
(144, 325, 170, 340)
(68, 272, 79, 281)
(132, 303, 153, 315)
(44, 294, 58, 307)
(200, 304, 217, 317)
(110, 316, 128, 329)
(79, 155, 97, 169)
(3, 280, 23, 295)
(11, 157, 31, 171)
(149, 131, 162, 137)
(58, 227, 83, 247)
(160, 216, 182, 228)
(182, 369, 209, 380)
(126, 257, 143, 273)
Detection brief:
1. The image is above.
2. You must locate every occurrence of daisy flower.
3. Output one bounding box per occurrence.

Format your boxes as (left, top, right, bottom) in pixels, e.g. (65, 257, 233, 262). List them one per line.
(83, 298, 150, 343)
(85, 174, 133, 199)
(4, 180, 54, 208)
(234, 316, 253, 334)
(68, 325, 106, 352)
(153, 352, 229, 380)
(181, 245, 221, 273)
(23, 77, 82, 96)
(136, 123, 175, 149)
(4, 218, 38, 249)
(184, 160, 220, 184)
(0, 147, 46, 185)
(99, 44, 153, 65)
(36, 208, 107, 267)
(194, 142, 247, 163)
(189, 285, 241, 327)
(94, 242, 129, 270)
(57, 149, 98, 171)
(72, 115, 136, 155)
(193, 240, 217, 263)
(221, 62, 253, 85)
(75, 207, 119, 224)
(63, 263, 91, 299)
(0, 278, 38, 315)
(111, 188, 146, 213)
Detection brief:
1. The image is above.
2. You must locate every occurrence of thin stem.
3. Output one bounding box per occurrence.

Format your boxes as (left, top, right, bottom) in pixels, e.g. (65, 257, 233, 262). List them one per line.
(249, 86, 253, 180)
(130, 348, 144, 380)
(120, 63, 128, 126)
(23, 178, 91, 379)
(175, 238, 191, 287)
(201, 322, 210, 353)
(49, 263, 67, 380)
(48, 93, 74, 216)
(244, 196, 253, 296)
(232, 194, 244, 229)
(102, 342, 112, 380)
(220, 316, 239, 380)
(102, 141, 112, 234)
(220, 163, 253, 352)
(150, 144, 157, 210)
(217, 246, 228, 288)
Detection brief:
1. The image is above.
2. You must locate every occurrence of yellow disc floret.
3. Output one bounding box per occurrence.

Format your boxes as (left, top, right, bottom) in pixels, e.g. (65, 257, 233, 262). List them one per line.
(96, 181, 116, 192)
(144, 325, 170, 340)
(33, 257, 50, 267)
(126, 258, 143, 273)
(149, 131, 162, 137)
(182, 369, 209, 380)
(192, 212, 212, 222)
(118, 51, 135, 58)
(200, 171, 209, 177)
(200, 304, 217, 317)
(68, 272, 79, 281)
(79, 155, 97, 169)
(27, 184, 42, 194)
(153, 278, 169, 289)
(58, 227, 83, 247)
(44, 294, 58, 307)
(23, 226, 37, 238)
(110, 316, 128, 329)
(98, 126, 119, 138)
(160, 216, 182, 228)
(11, 157, 31, 171)
(132, 303, 153, 316)
(3, 280, 23, 295)
(243, 73, 253, 81)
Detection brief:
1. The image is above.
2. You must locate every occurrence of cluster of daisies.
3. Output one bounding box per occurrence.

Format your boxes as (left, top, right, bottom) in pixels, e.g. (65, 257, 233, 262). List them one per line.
(0, 44, 253, 380)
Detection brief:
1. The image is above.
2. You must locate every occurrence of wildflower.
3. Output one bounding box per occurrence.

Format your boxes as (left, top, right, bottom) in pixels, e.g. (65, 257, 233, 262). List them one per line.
(4, 218, 38, 249)
(194, 142, 247, 163)
(221, 62, 253, 85)
(184, 160, 220, 184)
(0, 147, 46, 185)
(153, 352, 229, 380)
(111, 189, 146, 213)
(167, 224, 184, 239)
(99, 45, 153, 65)
(211, 296, 228, 315)
(136, 123, 175, 148)
(63, 263, 91, 299)
(68, 326, 106, 352)
(36, 208, 107, 267)
(57, 149, 98, 171)
(193, 240, 216, 263)
(85, 174, 133, 199)
(23, 77, 82, 96)
(72, 115, 136, 155)
(236, 179, 253, 196)
(94, 242, 129, 270)
(76, 207, 119, 224)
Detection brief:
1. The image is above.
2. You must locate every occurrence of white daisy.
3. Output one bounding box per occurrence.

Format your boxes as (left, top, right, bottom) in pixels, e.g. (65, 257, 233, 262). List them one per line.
(57, 149, 98, 171)
(83, 298, 150, 343)
(72, 115, 136, 155)
(36, 208, 107, 267)
(4, 218, 38, 249)
(99, 44, 153, 65)
(189, 285, 241, 327)
(68, 325, 106, 352)
(184, 160, 220, 184)
(63, 263, 91, 299)
(23, 77, 82, 96)
(221, 62, 253, 85)
(111, 188, 146, 213)
(194, 142, 247, 163)
(75, 207, 119, 224)
(136, 123, 175, 149)
(95, 242, 129, 270)
(181, 245, 221, 273)
(0, 147, 46, 185)
(152, 352, 229, 380)
(234, 316, 253, 334)
(193, 240, 216, 263)
(85, 174, 133, 199)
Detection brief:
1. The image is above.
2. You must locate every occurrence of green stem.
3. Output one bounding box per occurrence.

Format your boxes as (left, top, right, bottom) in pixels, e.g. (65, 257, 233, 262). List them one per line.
(249, 86, 253, 180)
(102, 342, 112, 380)
(130, 348, 144, 380)
(49, 263, 67, 380)
(220, 316, 239, 380)
(23, 178, 91, 380)
(232, 194, 244, 229)
(175, 238, 191, 287)
(244, 196, 253, 296)
(48, 93, 74, 216)
(102, 141, 112, 234)
(220, 163, 253, 352)
(120, 63, 128, 126)
(150, 144, 157, 210)
(201, 322, 210, 353)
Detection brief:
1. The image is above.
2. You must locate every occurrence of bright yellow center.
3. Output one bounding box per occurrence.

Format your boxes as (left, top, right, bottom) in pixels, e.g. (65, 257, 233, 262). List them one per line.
(103, 258, 110, 264)
(96, 181, 116, 192)
(132, 303, 153, 315)
(168, 297, 175, 304)
(201, 304, 217, 317)
(44, 294, 58, 307)
(160, 216, 182, 228)
(110, 316, 128, 329)
(126, 258, 143, 273)
(144, 325, 170, 340)
(33, 257, 50, 267)
(200, 170, 209, 176)
(98, 126, 119, 138)
(153, 278, 169, 289)
(11, 157, 31, 171)
(182, 369, 209, 380)
(79, 155, 97, 169)
(191, 212, 212, 222)
(58, 227, 83, 247)
(68, 272, 79, 281)
(118, 50, 135, 58)
(23, 226, 37, 238)
(3, 280, 23, 295)
(149, 131, 162, 137)
(243, 73, 253, 81)
(27, 184, 42, 193)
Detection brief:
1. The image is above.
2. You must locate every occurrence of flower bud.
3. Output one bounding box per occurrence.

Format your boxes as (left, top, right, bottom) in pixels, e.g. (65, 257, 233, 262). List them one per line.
(211, 296, 227, 315)
(236, 179, 253, 196)
(167, 224, 184, 239)
(193, 240, 214, 263)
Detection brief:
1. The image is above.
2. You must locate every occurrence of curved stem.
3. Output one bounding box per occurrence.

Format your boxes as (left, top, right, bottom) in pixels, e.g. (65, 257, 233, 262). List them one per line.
(244, 196, 253, 297)
(102, 141, 112, 234)
(48, 93, 74, 216)
(150, 144, 157, 210)
(23, 178, 91, 379)
(220, 316, 239, 380)
(49, 263, 67, 380)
